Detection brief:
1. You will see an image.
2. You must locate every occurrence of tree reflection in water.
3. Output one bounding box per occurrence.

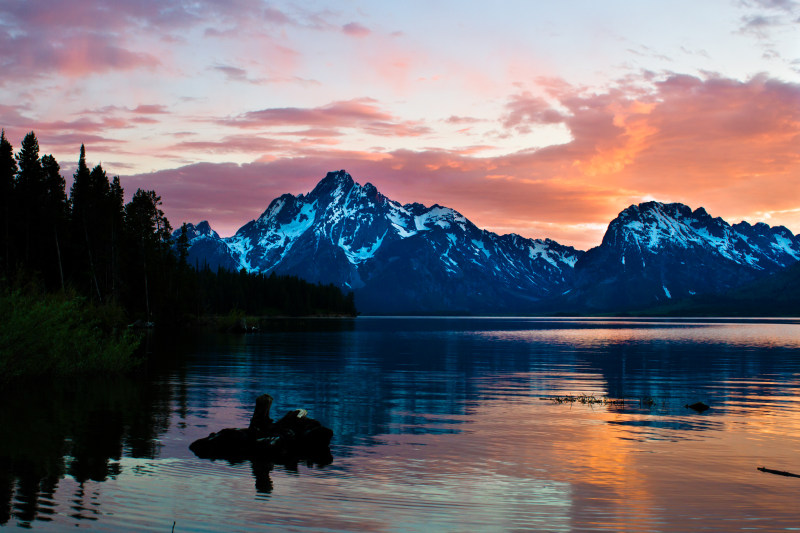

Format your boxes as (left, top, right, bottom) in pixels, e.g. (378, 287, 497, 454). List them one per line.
(0, 376, 172, 527)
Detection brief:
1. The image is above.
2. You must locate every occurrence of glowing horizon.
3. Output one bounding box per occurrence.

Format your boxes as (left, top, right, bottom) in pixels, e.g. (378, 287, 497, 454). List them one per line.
(1, 0, 798, 249)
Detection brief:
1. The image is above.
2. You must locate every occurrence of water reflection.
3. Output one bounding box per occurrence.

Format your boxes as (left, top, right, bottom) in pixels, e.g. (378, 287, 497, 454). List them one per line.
(2, 318, 800, 530)
(0, 377, 172, 527)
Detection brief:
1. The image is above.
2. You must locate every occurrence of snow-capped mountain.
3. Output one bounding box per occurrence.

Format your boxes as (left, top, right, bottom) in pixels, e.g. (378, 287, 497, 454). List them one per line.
(177, 174, 800, 315)
(177, 170, 582, 314)
(562, 202, 800, 312)
(178, 220, 241, 272)
(182, 220, 220, 241)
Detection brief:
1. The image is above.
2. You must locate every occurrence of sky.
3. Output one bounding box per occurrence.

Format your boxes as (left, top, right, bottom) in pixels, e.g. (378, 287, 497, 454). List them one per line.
(1, 0, 798, 249)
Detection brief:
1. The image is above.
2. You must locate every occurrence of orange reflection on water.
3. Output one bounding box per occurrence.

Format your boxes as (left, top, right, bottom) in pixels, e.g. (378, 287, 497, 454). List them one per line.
(472, 380, 661, 530)
(473, 320, 800, 349)
(349, 369, 800, 530)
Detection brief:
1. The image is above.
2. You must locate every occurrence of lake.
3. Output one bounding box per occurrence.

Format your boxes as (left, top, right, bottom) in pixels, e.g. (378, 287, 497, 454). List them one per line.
(3, 317, 800, 531)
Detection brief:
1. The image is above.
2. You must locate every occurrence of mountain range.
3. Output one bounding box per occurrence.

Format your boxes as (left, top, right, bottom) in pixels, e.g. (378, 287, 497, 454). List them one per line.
(176, 170, 800, 315)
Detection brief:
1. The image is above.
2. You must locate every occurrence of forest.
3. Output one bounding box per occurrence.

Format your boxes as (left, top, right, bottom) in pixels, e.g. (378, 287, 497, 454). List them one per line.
(0, 131, 356, 378)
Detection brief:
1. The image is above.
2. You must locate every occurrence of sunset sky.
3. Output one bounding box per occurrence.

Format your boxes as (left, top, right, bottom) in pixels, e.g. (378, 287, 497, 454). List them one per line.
(1, 0, 798, 249)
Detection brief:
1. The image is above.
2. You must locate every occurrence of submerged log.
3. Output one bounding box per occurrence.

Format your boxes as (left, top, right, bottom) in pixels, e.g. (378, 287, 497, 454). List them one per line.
(758, 466, 800, 479)
(189, 394, 333, 465)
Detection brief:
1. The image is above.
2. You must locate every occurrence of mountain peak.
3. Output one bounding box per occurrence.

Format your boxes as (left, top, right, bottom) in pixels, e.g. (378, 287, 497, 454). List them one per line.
(308, 170, 355, 200)
(573, 200, 800, 312)
(195, 220, 215, 235)
(174, 220, 220, 240)
(621, 201, 693, 218)
(179, 169, 584, 313)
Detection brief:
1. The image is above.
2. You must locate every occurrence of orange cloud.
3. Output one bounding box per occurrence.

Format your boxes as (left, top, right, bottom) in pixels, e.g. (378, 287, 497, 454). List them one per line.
(5, 68, 797, 252)
(128, 73, 799, 249)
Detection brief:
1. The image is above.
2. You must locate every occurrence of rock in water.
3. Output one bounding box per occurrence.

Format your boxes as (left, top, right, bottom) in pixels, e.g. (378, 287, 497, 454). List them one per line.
(685, 401, 710, 413)
(190, 394, 333, 465)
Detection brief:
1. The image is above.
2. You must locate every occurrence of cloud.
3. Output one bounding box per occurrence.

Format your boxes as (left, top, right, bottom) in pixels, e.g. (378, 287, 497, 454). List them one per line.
(262, 6, 295, 26)
(210, 64, 266, 85)
(0, 32, 160, 79)
(120, 72, 800, 250)
(168, 135, 295, 155)
(0, 102, 175, 150)
(0, 0, 327, 82)
(342, 22, 371, 37)
(229, 98, 390, 126)
(120, 146, 633, 247)
(0, 1, 185, 80)
(739, 14, 785, 37)
(502, 93, 565, 132)
(213, 65, 248, 79)
(5, 58, 799, 251)
(445, 116, 484, 125)
(746, 0, 800, 12)
(736, 0, 799, 40)
(131, 104, 169, 114)
(222, 98, 431, 137)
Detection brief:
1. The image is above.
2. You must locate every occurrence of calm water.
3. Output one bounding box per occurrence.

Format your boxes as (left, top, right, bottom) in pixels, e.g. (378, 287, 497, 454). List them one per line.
(3, 317, 800, 531)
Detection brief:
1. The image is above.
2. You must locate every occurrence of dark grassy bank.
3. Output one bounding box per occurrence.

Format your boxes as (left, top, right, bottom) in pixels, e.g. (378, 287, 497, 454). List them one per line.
(0, 290, 140, 382)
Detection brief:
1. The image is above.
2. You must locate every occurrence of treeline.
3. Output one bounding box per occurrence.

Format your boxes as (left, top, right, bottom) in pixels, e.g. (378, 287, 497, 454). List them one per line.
(0, 130, 356, 324)
(192, 267, 356, 317)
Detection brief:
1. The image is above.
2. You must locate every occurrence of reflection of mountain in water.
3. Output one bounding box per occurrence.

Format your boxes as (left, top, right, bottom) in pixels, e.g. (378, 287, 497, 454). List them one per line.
(186, 319, 800, 446)
(579, 330, 800, 406)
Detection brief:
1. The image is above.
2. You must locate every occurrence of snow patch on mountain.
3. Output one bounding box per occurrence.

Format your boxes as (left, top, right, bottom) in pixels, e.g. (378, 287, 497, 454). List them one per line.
(225, 236, 255, 271)
(773, 233, 800, 260)
(472, 239, 491, 258)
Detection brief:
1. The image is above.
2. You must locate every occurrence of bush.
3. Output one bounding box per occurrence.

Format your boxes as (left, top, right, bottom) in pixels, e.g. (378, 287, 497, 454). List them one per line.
(0, 291, 141, 381)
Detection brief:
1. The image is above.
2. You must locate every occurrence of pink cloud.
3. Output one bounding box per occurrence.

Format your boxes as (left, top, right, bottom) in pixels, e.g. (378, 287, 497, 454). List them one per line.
(445, 116, 484, 125)
(132, 104, 169, 114)
(0, 32, 160, 79)
(229, 98, 391, 127)
(342, 22, 371, 37)
(223, 98, 431, 137)
(0, 0, 309, 82)
(168, 135, 296, 155)
(0, 104, 158, 147)
(2, 0, 278, 34)
(121, 148, 622, 245)
(262, 6, 293, 25)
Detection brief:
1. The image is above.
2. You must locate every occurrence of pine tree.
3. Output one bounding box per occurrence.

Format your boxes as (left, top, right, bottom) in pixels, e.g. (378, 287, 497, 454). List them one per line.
(88, 164, 112, 295)
(15, 132, 43, 265)
(70, 147, 110, 300)
(0, 130, 17, 274)
(41, 154, 68, 289)
(124, 189, 172, 321)
(176, 223, 189, 267)
(108, 176, 124, 299)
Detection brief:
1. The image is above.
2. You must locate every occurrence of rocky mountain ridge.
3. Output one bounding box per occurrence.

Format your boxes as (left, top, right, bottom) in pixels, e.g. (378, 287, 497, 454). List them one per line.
(177, 171, 800, 314)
